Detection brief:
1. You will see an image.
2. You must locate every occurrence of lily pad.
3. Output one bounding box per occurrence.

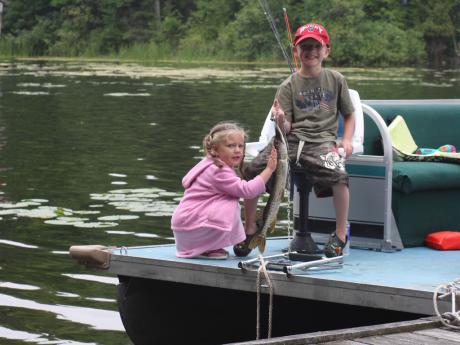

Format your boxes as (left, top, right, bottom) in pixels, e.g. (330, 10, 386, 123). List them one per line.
(73, 222, 118, 228)
(17, 209, 58, 219)
(73, 210, 101, 215)
(0, 202, 32, 208)
(97, 215, 139, 221)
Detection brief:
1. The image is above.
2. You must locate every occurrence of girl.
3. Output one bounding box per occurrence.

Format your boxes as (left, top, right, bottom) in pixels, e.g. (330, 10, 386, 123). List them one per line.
(171, 122, 277, 259)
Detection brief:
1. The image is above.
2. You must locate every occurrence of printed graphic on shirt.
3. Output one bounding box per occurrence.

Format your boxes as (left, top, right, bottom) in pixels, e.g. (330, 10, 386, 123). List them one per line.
(320, 151, 345, 171)
(295, 87, 334, 113)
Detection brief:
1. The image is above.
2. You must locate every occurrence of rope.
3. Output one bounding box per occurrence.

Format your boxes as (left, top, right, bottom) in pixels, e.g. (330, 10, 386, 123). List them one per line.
(256, 255, 274, 340)
(433, 278, 460, 329)
(286, 187, 293, 254)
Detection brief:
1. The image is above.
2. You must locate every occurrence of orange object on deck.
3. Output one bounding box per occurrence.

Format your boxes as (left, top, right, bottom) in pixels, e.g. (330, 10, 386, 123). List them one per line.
(425, 231, 460, 250)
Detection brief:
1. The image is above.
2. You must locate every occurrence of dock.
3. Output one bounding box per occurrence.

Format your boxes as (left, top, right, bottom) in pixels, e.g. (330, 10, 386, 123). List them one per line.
(96, 237, 460, 344)
(109, 237, 458, 315)
(229, 317, 460, 344)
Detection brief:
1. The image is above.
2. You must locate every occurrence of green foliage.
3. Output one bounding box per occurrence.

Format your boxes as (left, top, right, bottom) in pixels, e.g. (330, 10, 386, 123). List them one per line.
(117, 41, 172, 60)
(220, 0, 282, 61)
(0, 35, 29, 56)
(330, 21, 426, 66)
(177, 0, 240, 57)
(0, 0, 458, 66)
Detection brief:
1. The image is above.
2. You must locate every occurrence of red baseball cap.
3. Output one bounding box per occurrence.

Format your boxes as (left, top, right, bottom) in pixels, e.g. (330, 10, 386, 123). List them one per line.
(293, 23, 330, 46)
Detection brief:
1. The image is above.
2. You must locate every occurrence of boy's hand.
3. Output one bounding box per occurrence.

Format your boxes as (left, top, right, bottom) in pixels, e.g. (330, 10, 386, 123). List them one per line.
(339, 139, 353, 157)
(267, 146, 278, 171)
(271, 98, 285, 129)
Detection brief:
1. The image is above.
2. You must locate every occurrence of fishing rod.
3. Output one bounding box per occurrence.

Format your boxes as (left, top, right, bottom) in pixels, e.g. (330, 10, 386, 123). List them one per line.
(283, 7, 299, 71)
(257, 0, 295, 73)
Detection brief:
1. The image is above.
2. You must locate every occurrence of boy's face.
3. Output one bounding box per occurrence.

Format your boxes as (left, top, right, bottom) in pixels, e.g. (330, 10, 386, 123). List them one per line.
(295, 38, 330, 69)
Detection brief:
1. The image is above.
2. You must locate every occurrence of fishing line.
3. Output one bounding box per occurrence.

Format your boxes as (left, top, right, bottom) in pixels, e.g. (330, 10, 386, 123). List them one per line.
(257, 0, 295, 73)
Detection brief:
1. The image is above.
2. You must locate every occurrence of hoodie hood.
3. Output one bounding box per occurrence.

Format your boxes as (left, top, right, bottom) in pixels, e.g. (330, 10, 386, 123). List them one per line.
(182, 157, 216, 189)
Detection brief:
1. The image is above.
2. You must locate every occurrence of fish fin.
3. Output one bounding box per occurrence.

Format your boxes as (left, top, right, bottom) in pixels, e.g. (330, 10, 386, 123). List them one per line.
(258, 238, 266, 254)
(268, 218, 277, 234)
(248, 236, 257, 249)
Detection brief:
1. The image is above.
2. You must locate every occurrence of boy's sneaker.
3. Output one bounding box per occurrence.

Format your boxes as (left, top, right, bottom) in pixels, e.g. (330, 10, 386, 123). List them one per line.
(324, 232, 347, 257)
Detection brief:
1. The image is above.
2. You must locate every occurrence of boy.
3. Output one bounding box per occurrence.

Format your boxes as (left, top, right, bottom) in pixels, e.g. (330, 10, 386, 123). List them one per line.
(236, 23, 354, 258)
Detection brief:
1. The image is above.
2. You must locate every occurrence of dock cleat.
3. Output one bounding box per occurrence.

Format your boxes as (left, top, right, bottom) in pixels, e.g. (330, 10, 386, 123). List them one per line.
(323, 232, 347, 258)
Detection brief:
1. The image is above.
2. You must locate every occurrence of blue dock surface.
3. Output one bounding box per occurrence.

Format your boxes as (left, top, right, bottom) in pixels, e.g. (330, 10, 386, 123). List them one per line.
(108, 237, 460, 315)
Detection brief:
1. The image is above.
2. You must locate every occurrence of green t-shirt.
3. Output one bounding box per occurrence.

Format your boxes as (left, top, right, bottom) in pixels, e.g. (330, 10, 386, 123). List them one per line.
(277, 68, 354, 143)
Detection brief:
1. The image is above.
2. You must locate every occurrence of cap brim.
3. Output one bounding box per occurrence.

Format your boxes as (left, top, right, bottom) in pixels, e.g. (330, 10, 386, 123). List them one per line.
(294, 35, 325, 46)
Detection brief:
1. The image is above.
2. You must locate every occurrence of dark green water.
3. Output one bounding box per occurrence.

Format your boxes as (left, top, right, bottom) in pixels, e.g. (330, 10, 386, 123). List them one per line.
(0, 61, 458, 344)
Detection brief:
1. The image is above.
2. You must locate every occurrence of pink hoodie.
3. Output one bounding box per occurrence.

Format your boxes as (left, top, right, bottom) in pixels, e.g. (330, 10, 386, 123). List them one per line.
(171, 157, 266, 232)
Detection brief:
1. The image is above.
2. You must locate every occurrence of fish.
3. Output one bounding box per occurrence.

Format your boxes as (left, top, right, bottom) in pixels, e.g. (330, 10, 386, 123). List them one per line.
(249, 123, 289, 253)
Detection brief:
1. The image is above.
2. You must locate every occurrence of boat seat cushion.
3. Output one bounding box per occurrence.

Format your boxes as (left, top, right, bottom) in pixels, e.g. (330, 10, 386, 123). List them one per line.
(393, 161, 460, 194)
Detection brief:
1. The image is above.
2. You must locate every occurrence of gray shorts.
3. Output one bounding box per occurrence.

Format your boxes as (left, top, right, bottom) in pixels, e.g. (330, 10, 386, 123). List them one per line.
(244, 135, 348, 197)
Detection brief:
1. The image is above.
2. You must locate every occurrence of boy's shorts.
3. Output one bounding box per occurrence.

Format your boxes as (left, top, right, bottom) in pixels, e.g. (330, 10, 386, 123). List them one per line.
(244, 135, 348, 198)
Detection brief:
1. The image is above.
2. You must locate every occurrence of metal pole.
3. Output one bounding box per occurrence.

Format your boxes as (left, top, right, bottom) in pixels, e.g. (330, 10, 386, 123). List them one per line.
(361, 104, 395, 252)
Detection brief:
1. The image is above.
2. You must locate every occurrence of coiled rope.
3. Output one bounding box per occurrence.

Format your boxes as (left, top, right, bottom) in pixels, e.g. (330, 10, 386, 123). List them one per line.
(433, 278, 460, 329)
(256, 255, 274, 340)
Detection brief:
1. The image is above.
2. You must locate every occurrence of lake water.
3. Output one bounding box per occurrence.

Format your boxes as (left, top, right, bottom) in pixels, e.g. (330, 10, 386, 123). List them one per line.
(0, 61, 458, 344)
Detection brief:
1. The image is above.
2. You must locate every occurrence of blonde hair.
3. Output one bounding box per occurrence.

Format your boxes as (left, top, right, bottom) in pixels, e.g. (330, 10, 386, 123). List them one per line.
(203, 122, 247, 172)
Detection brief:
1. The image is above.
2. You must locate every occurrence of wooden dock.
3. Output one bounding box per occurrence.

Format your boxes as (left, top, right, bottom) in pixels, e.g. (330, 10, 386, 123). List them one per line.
(229, 317, 460, 344)
(85, 237, 460, 344)
(108, 237, 459, 315)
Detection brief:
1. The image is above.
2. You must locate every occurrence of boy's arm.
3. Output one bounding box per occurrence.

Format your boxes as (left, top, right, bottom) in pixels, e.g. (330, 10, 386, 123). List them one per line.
(340, 113, 355, 156)
(275, 78, 293, 134)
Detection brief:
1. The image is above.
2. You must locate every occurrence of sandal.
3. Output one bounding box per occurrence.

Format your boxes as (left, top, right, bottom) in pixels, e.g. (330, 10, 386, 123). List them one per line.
(196, 248, 229, 260)
(233, 235, 254, 257)
(233, 220, 264, 257)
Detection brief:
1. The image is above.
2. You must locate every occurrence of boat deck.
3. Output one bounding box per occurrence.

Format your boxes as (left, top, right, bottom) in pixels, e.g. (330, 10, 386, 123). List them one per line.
(108, 237, 459, 315)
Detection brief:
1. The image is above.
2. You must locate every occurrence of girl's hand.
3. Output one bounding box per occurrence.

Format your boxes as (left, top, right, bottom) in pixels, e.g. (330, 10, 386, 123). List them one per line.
(267, 147, 278, 171)
(259, 146, 278, 184)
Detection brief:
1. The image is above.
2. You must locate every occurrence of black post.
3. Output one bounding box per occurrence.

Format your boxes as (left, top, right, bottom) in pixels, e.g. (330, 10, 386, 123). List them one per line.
(289, 168, 320, 253)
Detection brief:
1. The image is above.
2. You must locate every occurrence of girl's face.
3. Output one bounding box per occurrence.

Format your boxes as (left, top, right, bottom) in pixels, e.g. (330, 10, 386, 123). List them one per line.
(215, 132, 245, 168)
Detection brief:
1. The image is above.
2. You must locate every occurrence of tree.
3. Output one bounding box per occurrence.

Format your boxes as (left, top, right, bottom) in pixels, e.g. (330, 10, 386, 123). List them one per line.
(406, 0, 458, 67)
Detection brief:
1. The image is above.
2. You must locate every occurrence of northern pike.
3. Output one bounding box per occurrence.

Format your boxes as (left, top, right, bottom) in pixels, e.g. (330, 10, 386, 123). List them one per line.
(249, 123, 289, 253)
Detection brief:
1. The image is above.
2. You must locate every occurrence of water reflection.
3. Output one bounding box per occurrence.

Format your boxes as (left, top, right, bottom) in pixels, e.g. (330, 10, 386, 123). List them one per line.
(0, 282, 40, 290)
(62, 274, 118, 285)
(0, 239, 38, 248)
(0, 326, 98, 345)
(0, 293, 124, 331)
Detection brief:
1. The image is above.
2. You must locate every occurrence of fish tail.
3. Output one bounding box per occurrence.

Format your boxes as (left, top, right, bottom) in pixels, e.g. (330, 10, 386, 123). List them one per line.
(249, 234, 267, 254)
(248, 234, 266, 251)
(258, 238, 266, 254)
